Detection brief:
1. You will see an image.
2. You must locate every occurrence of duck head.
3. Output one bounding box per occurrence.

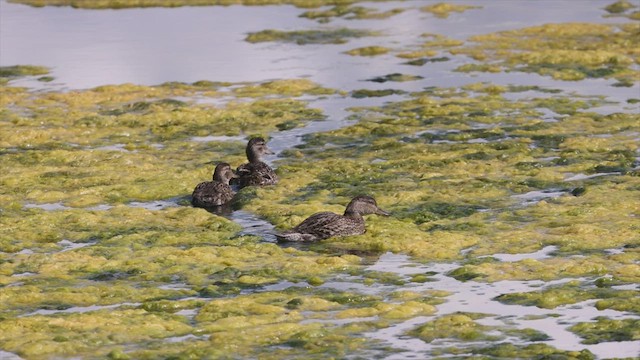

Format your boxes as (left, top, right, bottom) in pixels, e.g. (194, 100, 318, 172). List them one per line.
(246, 137, 275, 163)
(344, 195, 390, 216)
(213, 162, 238, 184)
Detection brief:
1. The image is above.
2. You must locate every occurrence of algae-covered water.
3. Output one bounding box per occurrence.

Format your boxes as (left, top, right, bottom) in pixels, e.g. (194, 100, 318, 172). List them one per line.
(1, 0, 639, 359)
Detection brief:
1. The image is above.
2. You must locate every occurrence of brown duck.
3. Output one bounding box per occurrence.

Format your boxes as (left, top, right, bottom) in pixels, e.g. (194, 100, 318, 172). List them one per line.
(276, 195, 390, 242)
(236, 137, 278, 188)
(191, 162, 238, 208)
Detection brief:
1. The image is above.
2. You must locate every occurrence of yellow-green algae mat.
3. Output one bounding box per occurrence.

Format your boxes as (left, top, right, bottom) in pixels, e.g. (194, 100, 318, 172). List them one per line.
(1, 6, 640, 360)
(1, 71, 639, 359)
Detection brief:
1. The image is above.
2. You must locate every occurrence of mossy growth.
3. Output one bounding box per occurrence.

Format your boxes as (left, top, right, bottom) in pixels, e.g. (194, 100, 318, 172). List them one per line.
(8, 0, 375, 9)
(410, 313, 495, 342)
(351, 89, 406, 98)
(344, 46, 390, 56)
(420, 2, 481, 18)
(0, 65, 49, 79)
(494, 281, 640, 312)
(570, 317, 640, 344)
(472, 343, 595, 359)
(300, 5, 404, 23)
(450, 22, 640, 84)
(246, 28, 376, 45)
(604, 0, 636, 14)
(366, 73, 423, 83)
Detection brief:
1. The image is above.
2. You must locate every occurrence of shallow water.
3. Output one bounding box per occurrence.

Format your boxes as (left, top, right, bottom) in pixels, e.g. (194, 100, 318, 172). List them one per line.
(364, 253, 640, 359)
(1, 0, 639, 359)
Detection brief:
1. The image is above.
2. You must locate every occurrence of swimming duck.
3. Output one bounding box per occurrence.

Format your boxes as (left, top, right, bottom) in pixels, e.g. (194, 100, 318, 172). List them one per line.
(191, 162, 238, 208)
(276, 195, 390, 242)
(236, 137, 278, 188)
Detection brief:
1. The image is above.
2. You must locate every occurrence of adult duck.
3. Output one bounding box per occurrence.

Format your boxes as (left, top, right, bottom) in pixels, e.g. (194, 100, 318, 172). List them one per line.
(192, 162, 238, 208)
(276, 195, 390, 242)
(236, 137, 278, 188)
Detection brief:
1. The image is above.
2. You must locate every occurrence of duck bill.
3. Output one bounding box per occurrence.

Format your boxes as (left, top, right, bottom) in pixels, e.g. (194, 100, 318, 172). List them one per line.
(375, 208, 391, 216)
(265, 146, 275, 155)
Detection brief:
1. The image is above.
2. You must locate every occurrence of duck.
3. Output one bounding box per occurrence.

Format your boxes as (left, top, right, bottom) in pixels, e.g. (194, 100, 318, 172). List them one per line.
(191, 162, 238, 208)
(235, 137, 278, 188)
(276, 195, 390, 242)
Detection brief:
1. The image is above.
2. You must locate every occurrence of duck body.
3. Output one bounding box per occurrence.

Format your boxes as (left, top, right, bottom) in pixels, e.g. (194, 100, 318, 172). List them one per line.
(236, 137, 278, 188)
(276, 195, 389, 242)
(192, 163, 237, 208)
(236, 161, 278, 187)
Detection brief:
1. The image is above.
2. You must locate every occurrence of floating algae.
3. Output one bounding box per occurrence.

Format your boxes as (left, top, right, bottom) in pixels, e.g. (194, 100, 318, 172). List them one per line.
(2, 1, 640, 358)
(299, 5, 405, 23)
(420, 2, 481, 19)
(246, 28, 377, 45)
(8, 0, 383, 9)
(451, 22, 640, 84)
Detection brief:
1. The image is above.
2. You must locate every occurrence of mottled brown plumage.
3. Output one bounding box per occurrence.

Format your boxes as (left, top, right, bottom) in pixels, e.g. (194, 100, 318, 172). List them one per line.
(192, 163, 237, 208)
(236, 137, 278, 188)
(276, 195, 390, 242)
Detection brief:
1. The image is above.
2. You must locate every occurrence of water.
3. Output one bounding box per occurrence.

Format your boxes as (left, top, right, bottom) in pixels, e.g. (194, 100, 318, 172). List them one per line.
(1, 0, 637, 105)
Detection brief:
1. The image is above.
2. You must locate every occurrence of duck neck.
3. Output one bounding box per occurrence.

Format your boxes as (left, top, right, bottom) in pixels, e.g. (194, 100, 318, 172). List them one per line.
(247, 149, 261, 163)
(343, 210, 363, 220)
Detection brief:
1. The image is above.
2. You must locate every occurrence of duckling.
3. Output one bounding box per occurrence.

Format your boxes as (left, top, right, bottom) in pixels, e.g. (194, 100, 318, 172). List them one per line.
(236, 137, 278, 188)
(276, 195, 390, 242)
(192, 162, 238, 208)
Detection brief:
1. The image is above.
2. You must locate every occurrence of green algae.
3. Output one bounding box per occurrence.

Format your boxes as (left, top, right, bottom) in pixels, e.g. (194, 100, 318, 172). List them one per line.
(604, 0, 636, 14)
(366, 73, 423, 83)
(451, 22, 640, 84)
(2, 25, 640, 356)
(8, 0, 382, 9)
(0, 309, 193, 358)
(351, 89, 405, 98)
(570, 317, 640, 344)
(300, 5, 404, 22)
(344, 45, 390, 57)
(246, 28, 376, 45)
(420, 2, 481, 19)
(494, 281, 640, 313)
(0, 65, 49, 79)
(472, 343, 595, 359)
(410, 313, 495, 343)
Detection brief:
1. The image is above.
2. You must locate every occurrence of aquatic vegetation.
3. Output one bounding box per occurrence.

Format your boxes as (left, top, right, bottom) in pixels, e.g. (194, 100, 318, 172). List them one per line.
(300, 5, 404, 22)
(0, 65, 49, 79)
(2, 0, 639, 354)
(246, 28, 377, 45)
(451, 22, 640, 84)
(366, 73, 423, 82)
(570, 317, 640, 344)
(604, 0, 636, 14)
(420, 2, 481, 18)
(351, 89, 406, 98)
(397, 34, 464, 59)
(472, 343, 595, 359)
(494, 281, 640, 313)
(344, 45, 390, 56)
(410, 313, 495, 342)
(8, 0, 383, 9)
